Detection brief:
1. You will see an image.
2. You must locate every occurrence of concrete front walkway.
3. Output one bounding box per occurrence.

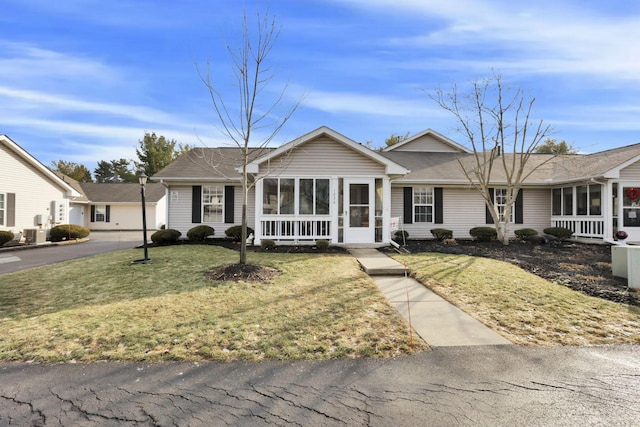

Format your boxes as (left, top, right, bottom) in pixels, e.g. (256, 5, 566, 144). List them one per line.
(349, 248, 512, 347)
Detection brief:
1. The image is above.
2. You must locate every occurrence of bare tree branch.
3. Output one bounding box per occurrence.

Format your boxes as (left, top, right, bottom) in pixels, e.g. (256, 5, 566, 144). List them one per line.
(195, 9, 304, 264)
(430, 72, 554, 245)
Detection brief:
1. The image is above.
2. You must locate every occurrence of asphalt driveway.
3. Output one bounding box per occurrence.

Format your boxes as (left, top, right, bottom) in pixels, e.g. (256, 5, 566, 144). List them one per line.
(0, 231, 144, 274)
(1, 345, 639, 426)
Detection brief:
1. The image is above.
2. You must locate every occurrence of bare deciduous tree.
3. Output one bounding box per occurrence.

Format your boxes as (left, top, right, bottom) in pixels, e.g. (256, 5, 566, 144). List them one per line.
(431, 72, 553, 245)
(197, 10, 302, 264)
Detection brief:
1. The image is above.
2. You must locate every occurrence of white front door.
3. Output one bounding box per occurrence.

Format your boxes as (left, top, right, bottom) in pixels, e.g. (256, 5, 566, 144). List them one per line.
(344, 179, 375, 244)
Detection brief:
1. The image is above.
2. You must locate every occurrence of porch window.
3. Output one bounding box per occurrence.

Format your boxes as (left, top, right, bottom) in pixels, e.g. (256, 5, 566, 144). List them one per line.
(552, 188, 562, 215)
(493, 188, 514, 223)
(589, 185, 602, 215)
(0, 193, 4, 226)
(263, 178, 295, 215)
(203, 186, 223, 222)
(563, 187, 573, 215)
(576, 184, 602, 216)
(413, 187, 433, 223)
(299, 179, 330, 215)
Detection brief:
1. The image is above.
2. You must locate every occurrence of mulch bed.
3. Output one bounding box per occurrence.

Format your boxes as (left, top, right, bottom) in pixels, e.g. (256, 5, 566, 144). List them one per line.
(385, 240, 639, 306)
(206, 263, 281, 283)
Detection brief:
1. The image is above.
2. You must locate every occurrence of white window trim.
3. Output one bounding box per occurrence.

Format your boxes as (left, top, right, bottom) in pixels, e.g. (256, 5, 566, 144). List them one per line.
(494, 188, 514, 223)
(413, 187, 434, 223)
(202, 185, 224, 223)
(95, 204, 107, 222)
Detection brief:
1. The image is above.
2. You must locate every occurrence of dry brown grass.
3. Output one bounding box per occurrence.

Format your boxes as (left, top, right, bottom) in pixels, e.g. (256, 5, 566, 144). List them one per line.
(393, 252, 640, 346)
(0, 246, 426, 362)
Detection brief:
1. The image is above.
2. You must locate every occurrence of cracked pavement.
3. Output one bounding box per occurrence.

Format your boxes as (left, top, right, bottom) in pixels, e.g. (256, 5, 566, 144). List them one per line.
(1, 345, 639, 426)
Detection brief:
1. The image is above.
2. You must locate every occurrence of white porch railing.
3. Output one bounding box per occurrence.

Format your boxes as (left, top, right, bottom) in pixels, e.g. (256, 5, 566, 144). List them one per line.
(260, 217, 331, 242)
(551, 217, 605, 238)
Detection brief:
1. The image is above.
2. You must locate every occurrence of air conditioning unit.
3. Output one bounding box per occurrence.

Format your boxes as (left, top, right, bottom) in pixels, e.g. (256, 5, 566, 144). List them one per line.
(24, 228, 46, 244)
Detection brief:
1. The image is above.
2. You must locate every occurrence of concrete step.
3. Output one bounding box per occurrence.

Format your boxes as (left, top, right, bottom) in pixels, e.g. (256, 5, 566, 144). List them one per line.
(347, 248, 407, 276)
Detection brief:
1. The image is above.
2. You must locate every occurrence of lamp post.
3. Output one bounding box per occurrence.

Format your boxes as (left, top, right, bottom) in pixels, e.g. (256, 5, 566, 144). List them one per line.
(132, 174, 151, 264)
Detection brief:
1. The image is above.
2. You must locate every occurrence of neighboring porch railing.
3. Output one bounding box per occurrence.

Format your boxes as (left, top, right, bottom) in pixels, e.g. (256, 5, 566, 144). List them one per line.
(551, 217, 605, 238)
(260, 217, 331, 242)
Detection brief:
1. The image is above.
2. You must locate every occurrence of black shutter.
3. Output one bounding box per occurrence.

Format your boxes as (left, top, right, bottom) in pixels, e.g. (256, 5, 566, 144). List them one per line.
(6, 193, 15, 227)
(486, 188, 494, 224)
(192, 186, 202, 223)
(224, 186, 234, 223)
(434, 187, 443, 224)
(515, 189, 524, 224)
(105, 205, 111, 223)
(90, 205, 96, 222)
(403, 187, 413, 224)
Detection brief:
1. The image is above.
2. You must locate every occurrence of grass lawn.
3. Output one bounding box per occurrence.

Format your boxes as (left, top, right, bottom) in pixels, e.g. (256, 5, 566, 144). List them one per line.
(0, 246, 426, 362)
(393, 252, 640, 346)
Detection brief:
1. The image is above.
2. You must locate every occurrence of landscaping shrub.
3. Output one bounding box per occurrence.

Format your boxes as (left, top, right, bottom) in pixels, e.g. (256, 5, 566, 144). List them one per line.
(393, 230, 409, 243)
(315, 239, 330, 251)
(514, 228, 538, 241)
(150, 229, 182, 245)
(543, 227, 573, 239)
(187, 225, 215, 242)
(430, 228, 453, 241)
(469, 226, 497, 242)
(0, 230, 14, 246)
(49, 224, 90, 241)
(261, 239, 276, 250)
(225, 225, 254, 241)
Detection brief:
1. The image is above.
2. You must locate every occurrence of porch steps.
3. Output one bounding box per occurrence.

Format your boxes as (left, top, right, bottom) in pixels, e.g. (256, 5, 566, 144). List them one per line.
(347, 248, 407, 276)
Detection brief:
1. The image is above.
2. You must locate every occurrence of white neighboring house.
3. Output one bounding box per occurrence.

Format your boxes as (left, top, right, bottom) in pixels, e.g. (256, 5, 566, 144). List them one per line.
(1, 134, 81, 242)
(78, 182, 167, 231)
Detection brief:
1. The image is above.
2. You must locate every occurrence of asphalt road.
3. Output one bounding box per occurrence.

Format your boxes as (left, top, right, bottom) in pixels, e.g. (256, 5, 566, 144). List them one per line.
(1, 345, 639, 426)
(0, 231, 143, 274)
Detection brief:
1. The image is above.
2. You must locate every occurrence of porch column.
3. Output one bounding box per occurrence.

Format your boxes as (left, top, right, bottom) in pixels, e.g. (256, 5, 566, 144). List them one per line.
(254, 178, 263, 245)
(604, 180, 613, 240)
(382, 177, 391, 244)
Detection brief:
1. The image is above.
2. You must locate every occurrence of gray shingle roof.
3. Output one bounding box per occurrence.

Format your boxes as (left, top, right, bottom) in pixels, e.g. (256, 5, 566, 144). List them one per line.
(153, 147, 274, 181)
(382, 143, 640, 185)
(79, 182, 166, 203)
(153, 139, 640, 187)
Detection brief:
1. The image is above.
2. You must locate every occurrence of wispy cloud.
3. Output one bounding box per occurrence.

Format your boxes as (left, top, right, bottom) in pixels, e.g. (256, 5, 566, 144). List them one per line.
(303, 89, 445, 118)
(337, 0, 640, 82)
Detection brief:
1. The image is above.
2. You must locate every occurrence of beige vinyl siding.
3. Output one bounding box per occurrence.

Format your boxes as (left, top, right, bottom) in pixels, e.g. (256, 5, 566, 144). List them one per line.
(259, 136, 386, 176)
(166, 184, 254, 236)
(620, 161, 640, 180)
(390, 186, 551, 239)
(1, 143, 68, 232)
(393, 135, 461, 152)
(86, 203, 162, 231)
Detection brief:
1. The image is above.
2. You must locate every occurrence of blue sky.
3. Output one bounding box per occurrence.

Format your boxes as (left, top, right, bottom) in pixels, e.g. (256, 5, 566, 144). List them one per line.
(2, 0, 640, 173)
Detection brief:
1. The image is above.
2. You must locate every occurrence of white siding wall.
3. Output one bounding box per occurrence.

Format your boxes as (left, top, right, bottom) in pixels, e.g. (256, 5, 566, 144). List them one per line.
(259, 137, 386, 176)
(620, 161, 640, 180)
(86, 204, 161, 231)
(390, 186, 551, 239)
(0, 143, 68, 232)
(154, 195, 167, 229)
(393, 135, 460, 152)
(166, 184, 254, 236)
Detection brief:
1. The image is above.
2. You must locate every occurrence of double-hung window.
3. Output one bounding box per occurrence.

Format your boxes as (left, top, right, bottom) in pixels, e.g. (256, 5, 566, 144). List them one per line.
(203, 186, 224, 222)
(413, 187, 433, 223)
(95, 204, 107, 222)
(494, 188, 514, 223)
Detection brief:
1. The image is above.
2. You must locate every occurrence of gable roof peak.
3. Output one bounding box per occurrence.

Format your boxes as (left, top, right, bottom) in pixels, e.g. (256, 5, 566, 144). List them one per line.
(246, 126, 408, 175)
(383, 128, 472, 153)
